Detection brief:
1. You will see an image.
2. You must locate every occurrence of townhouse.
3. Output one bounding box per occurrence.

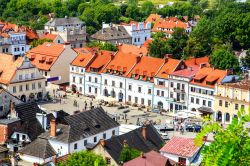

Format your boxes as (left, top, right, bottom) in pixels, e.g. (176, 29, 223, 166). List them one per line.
(27, 42, 77, 86)
(40, 32, 65, 44)
(0, 53, 46, 102)
(214, 79, 250, 124)
(44, 17, 87, 48)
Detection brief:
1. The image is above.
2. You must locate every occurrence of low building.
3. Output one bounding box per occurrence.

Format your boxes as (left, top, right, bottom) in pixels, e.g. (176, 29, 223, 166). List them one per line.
(27, 42, 77, 85)
(0, 53, 46, 102)
(92, 124, 164, 166)
(118, 43, 148, 55)
(214, 79, 250, 124)
(145, 14, 161, 24)
(19, 107, 120, 164)
(160, 136, 202, 165)
(40, 33, 65, 44)
(124, 151, 176, 166)
(44, 17, 86, 48)
(91, 23, 132, 45)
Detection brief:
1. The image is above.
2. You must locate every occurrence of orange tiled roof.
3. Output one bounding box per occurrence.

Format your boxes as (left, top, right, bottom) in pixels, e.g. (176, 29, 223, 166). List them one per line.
(152, 18, 187, 33)
(0, 53, 24, 85)
(25, 28, 39, 40)
(156, 58, 181, 79)
(86, 50, 114, 74)
(191, 67, 228, 88)
(118, 44, 148, 55)
(128, 56, 164, 82)
(71, 47, 97, 67)
(27, 42, 65, 71)
(143, 39, 153, 48)
(145, 14, 161, 23)
(103, 51, 139, 77)
(41, 33, 57, 41)
(185, 56, 210, 67)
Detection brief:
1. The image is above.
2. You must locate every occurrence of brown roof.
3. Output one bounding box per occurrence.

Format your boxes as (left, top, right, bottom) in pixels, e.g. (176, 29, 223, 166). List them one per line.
(27, 42, 65, 71)
(220, 79, 250, 90)
(124, 151, 176, 166)
(160, 137, 201, 158)
(0, 53, 24, 85)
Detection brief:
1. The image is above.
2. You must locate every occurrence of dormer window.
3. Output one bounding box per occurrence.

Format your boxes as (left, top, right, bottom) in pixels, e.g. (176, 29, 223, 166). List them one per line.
(106, 69, 110, 73)
(113, 70, 117, 74)
(132, 74, 136, 78)
(139, 75, 143, 80)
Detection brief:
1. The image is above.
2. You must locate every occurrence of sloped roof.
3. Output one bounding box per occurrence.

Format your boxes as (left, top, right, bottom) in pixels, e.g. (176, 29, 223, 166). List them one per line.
(71, 47, 96, 67)
(145, 14, 161, 23)
(101, 124, 164, 164)
(0, 53, 24, 85)
(91, 26, 131, 41)
(152, 18, 187, 33)
(19, 138, 56, 159)
(45, 17, 83, 27)
(118, 44, 148, 55)
(124, 150, 176, 166)
(27, 42, 65, 71)
(41, 33, 58, 41)
(40, 107, 119, 143)
(156, 58, 181, 79)
(160, 136, 201, 158)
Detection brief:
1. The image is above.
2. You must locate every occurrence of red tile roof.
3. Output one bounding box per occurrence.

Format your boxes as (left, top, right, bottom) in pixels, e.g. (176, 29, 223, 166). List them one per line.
(41, 33, 58, 41)
(191, 67, 228, 88)
(71, 48, 96, 68)
(86, 50, 114, 74)
(143, 39, 153, 48)
(118, 44, 148, 55)
(0, 53, 24, 85)
(184, 56, 209, 67)
(27, 42, 65, 71)
(124, 151, 176, 166)
(156, 58, 180, 79)
(145, 14, 161, 24)
(160, 137, 200, 158)
(128, 56, 164, 82)
(103, 51, 139, 77)
(152, 18, 187, 34)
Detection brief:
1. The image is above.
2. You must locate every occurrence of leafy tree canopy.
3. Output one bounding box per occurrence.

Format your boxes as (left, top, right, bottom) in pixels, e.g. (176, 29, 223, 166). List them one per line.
(30, 39, 52, 49)
(119, 146, 141, 163)
(87, 41, 118, 51)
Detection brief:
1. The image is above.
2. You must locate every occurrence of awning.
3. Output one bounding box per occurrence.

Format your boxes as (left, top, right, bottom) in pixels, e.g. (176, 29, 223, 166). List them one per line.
(198, 107, 214, 114)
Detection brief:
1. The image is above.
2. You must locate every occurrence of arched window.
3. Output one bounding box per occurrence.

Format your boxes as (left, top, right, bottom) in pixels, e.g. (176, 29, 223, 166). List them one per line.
(111, 89, 116, 98)
(217, 111, 222, 122)
(225, 113, 230, 122)
(103, 88, 108, 97)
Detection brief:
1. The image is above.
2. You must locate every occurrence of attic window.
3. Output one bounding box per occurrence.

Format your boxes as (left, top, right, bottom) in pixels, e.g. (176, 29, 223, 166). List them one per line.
(106, 69, 110, 73)
(84, 127, 90, 132)
(147, 77, 151, 81)
(139, 75, 143, 80)
(95, 124, 100, 128)
(39, 57, 46, 63)
(30, 55, 35, 61)
(46, 58, 53, 64)
(80, 58, 84, 62)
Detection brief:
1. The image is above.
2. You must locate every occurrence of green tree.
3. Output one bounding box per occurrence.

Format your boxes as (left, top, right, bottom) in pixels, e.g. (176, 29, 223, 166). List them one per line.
(125, 5, 141, 21)
(119, 147, 141, 163)
(241, 49, 250, 68)
(100, 42, 118, 51)
(195, 109, 250, 166)
(140, 1, 155, 18)
(149, 32, 172, 58)
(30, 39, 53, 49)
(57, 151, 106, 166)
(210, 48, 239, 71)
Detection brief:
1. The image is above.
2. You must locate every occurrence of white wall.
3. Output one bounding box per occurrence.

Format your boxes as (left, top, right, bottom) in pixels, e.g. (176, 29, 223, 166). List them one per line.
(49, 140, 69, 156)
(11, 132, 31, 142)
(161, 152, 191, 165)
(20, 154, 52, 165)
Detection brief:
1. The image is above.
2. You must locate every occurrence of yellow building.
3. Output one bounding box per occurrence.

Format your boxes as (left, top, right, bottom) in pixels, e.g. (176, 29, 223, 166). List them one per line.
(214, 80, 250, 124)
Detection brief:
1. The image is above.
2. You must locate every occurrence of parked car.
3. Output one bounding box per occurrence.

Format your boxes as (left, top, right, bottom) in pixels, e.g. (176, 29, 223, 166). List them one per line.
(151, 108, 160, 113)
(160, 132, 170, 140)
(185, 124, 201, 132)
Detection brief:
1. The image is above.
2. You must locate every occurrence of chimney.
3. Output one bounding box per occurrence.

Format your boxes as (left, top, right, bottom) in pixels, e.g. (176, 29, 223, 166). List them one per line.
(110, 53, 115, 60)
(9, 100, 16, 118)
(136, 56, 141, 63)
(52, 155, 57, 165)
(140, 152, 145, 158)
(141, 126, 147, 140)
(100, 139, 105, 147)
(63, 42, 71, 49)
(50, 119, 56, 137)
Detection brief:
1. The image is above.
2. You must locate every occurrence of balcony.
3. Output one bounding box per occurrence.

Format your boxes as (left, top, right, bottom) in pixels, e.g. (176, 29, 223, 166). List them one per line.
(174, 88, 185, 93)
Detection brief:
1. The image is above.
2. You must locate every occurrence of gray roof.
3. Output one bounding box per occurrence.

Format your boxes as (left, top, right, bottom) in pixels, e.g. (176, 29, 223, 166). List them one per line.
(91, 26, 131, 41)
(0, 118, 20, 125)
(0, 146, 8, 153)
(45, 17, 84, 27)
(19, 138, 56, 159)
(40, 107, 120, 143)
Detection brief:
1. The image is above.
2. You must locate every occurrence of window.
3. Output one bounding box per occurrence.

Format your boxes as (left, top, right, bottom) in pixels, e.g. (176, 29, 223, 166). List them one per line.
(44, 72, 47, 77)
(219, 100, 222, 106)
(138, 87, 141, 93)
(72, 67, 74, 71)
(22, 135, 26, 140)
(95, 77, 98, 83)
(31, 73, 35, 78)
(203, 100, 206, 106)
(148, 100, 151, 106)
(19, 75, 23, 80)
(141, 98, 144, 105)
(134, 38, 137, 42)
(241, 105, 245, 110)
(19, 85, 23, 92)
(225, 101, 228, 108)
(89, 87, 91, 93)
(157, 90, 160, 96)
(158, 81, 164, 86)
(112, 130, 115, 136)
(178, 157, 186, 166)
(135, 97, 138, 103)
(95, 88, 97, 94)
(103, 133, 106, 139)
(74, 143, 78, 150)
(196, 98, 199, 104)
(58, 40, 60, 43)
(88, 76, 91, 82)
(145, 36, 147, 41)
(84, 140, 87, 146)
(73, 76, 75, 83)
(208, 101, 212, 107)
(235, 104, 238, 110)
(26, 84, 29, 91)
(170, 82, 174, 87)
(38, 82, 42, 89)
(170, 92, 173, 98)
(161, 91, 164, 97)
(191, 87, 195, 92)
(104, 79, 107, 85)
(177, 83, 180, 90)
(94, 136, 97, 142)
(128, 85, 132, 91)
(112, 81, 115, 86)
(80, 87, 82, 92)
(119, 82, 123, 88)
(138, 37, 140, 42)
(106, 157, 111, 165)
(181, 84, 185, 90)
(22, 47, 24, 51)
(191, 97, 194, 103)
(0, 106, 3, 111)
(13, 86, 16, 93)
(128, 95, 131, 101)
(148, 89, 152, 94)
